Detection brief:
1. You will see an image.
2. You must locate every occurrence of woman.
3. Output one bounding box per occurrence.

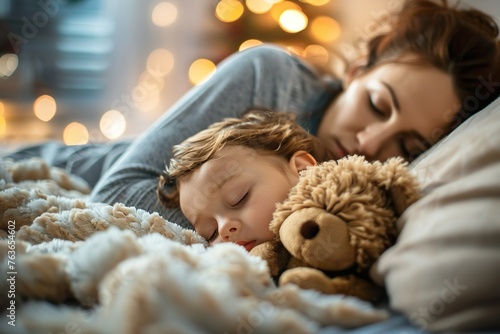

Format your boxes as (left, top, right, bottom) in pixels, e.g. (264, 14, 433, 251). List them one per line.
(6, 0, 500, 229)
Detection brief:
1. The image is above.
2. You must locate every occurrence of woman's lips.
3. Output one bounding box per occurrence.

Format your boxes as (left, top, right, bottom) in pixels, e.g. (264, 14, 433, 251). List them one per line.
(236, 240, 256, 252)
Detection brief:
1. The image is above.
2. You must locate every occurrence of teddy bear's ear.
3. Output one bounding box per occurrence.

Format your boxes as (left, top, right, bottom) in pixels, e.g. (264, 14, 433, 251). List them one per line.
(374, 157, 421, 217)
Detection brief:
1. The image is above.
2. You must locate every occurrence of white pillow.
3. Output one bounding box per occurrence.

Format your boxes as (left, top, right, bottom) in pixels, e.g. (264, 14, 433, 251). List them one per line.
(373, 97, 500, 332)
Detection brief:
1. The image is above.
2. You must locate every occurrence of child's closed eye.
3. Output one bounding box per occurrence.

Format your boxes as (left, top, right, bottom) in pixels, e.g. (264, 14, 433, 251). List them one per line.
(208, 229, 218, 243)
(230, 190, 250, 208)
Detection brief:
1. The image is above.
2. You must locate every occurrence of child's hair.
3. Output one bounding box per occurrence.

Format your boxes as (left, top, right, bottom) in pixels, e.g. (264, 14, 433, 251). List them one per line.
(358, 0, 500, 129)
(157, 109, 315, 208)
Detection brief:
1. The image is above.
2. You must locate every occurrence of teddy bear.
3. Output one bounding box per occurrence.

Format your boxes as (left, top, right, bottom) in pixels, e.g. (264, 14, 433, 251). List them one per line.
(250, 155, 421, 302)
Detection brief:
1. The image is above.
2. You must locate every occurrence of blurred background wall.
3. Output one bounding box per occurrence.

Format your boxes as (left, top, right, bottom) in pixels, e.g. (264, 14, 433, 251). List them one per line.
(0, 0, 499, 152)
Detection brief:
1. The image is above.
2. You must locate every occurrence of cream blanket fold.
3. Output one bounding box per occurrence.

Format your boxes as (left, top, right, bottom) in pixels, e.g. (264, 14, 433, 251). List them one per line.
(0, 158, 388, 334)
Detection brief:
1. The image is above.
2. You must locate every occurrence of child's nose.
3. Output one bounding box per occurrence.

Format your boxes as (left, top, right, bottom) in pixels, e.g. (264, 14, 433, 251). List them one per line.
(218, 217, 241, 242)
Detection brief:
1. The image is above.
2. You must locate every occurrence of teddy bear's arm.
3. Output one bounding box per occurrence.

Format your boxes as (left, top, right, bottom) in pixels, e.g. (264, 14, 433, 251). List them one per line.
(250, 240, 291, 277)
(280, 267, 383, 303)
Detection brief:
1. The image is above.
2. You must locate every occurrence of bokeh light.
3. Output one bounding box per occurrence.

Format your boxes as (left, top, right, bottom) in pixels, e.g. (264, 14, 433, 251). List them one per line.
(310, 16, 341, 42)
(33, 95, 57, 122)
(270, 1, 300, 21)
(152, 2, 178, 27)
(300, 0, 330, 6)
(246, 0, 273, 14)
(134, 90, 161, 113)
(138, 70, 165, 96)
(239, 39, 263, 51)
(216, 0, 244, 23)
(279, 9, 308, 33)
(147, 48, 174, 77)
(0, 102, 5, 136)
(303, 44, 329, 66)
(189, 59, 217, 85)
(0, 54, 18, 78)
(63, 122, 89, 145)
(0, 116, 5, 136)
(286, 45, 304, 56)
(100, 109, 126, 140)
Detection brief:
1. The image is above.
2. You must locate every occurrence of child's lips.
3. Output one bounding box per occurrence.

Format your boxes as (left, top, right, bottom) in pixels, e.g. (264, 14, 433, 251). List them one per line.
(236, 240, 256, 252)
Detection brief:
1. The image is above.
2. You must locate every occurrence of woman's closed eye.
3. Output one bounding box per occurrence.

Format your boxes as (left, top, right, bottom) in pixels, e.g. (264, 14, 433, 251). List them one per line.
(368, 94, 388, 119)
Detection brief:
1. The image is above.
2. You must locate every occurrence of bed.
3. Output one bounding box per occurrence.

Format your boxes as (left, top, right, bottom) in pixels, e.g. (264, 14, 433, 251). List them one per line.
(1, 97, 499, 333)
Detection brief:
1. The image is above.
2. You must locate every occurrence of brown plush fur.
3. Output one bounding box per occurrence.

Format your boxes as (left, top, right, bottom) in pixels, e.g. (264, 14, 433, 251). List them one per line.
(251, 155, 421, 302)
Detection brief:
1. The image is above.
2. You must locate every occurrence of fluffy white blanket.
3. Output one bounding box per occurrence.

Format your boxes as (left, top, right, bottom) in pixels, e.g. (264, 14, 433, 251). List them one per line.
(0, 158, 388, 334)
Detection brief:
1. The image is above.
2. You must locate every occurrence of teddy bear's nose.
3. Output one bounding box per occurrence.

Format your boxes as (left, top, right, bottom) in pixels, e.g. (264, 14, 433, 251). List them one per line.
(300, 220, 319, 239)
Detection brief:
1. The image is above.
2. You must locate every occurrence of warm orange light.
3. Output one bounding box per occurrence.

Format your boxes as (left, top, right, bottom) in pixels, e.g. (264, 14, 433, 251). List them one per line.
(0, 101, 5, 135)
(100, 110, 126, 140)
(279, 9, 308, 33)
(34, 95, 57, 122)
(239, 39, 263, 51)
(152, 2, 178, 27)
(300, 0, 330, 6)
(310, 16, 341, 42)
(216, 0, 244, 23)
(147, 48, 174, 77)
(270, 1, 300, 22)
(189, 59, 217, 85)
(303, 44, 329, 66)
(0, 116, 5, 136)
(246, 0, 273, 14)
(63, 122, 89, 145)
(0, 54, 18, 78)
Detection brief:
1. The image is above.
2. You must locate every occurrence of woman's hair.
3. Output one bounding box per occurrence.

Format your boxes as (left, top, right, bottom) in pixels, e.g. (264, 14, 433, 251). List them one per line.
(359, 0, 500, 129)
(157, 110, 314, 207)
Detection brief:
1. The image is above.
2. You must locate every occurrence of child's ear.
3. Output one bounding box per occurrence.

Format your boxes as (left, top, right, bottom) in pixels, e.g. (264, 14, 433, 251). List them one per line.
(289, 151, 316, 174)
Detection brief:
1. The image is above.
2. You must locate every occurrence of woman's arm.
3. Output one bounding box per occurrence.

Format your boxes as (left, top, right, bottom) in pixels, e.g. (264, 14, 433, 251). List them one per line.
(90, 44, 335, 228)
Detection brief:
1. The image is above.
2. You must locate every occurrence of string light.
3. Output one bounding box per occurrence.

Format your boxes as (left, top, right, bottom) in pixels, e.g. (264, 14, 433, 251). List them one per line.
(216, 0, 244, 23)
(303, 44, 329, 66)
(63, 122, 89, 145)
(0, 54, 18, 78)
(246, 0, 273, 14)
(270, 1, 300, 22)
(0, 102, 5, 136)
(152, 2, 178, 27)
(33, 95, 57, 122)
(310, 16, 341, 42)
(147, 48, 174, 77)
(100, 109, 126, 140)
(279, 9, 308, 33)
(189, 59, 217, 85)
(301, 0, 330, 6)
(239, 39, 263, 51)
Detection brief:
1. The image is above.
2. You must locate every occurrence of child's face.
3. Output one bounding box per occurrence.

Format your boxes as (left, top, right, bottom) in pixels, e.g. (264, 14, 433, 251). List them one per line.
(318, 55, 461, 162)
(177, 146, 307, 250)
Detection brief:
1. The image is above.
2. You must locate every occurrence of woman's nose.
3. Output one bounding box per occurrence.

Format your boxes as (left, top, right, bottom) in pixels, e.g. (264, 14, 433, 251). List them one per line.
(218, 217, 241, 242)
(356, 122, 395, 160)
